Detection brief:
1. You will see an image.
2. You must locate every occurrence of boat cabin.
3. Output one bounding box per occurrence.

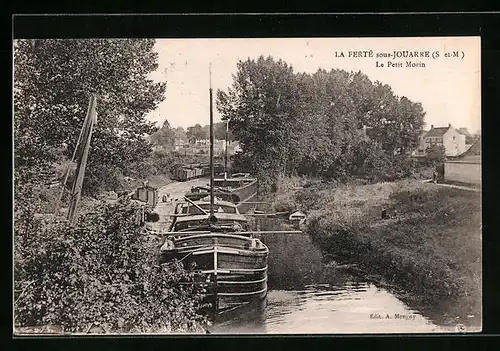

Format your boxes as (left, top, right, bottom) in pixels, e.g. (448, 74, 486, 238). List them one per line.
(213, 177, 256, 189)
(170, 200, 249, 233)
(174, 200, 240, 215)
(289, 210, 307, 224)
(131, 185, 158, 206)
(170, 213, 249, 232)
(231, 173, 252, 178)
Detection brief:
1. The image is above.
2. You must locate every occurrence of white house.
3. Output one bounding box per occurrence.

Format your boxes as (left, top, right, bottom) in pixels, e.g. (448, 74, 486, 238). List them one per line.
(413, 123, 467, 157)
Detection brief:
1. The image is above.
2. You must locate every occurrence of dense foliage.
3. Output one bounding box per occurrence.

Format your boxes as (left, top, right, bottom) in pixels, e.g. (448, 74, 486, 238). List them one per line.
(183, 122, 233, 144)
(14, 39, 165, 196)
(14, 199, 208, 333)
(149, 119, 176, 152)
(13, 39, 211, 334)
(424, 144, 446, 166)
(217, 56, 426, 191)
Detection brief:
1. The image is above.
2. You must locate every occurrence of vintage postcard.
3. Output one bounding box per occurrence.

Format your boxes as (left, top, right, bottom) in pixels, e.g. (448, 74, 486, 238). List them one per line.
(13, 36, 481, 335)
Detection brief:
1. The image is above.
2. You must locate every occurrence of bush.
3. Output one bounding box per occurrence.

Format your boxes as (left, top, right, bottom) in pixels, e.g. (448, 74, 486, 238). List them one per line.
(424, 144, 446, 166)
(273, 194, 297, 213)
(83, 165, 125, 197)
(294, 188, 324, 211)
(306, 210, 368, 262)
(14, 198, 208, 333)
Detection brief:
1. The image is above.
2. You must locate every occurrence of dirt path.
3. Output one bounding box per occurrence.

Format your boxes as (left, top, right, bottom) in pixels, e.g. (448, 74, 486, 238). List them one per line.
(421, 179, 480, 192)
(435, 182, 480, 192)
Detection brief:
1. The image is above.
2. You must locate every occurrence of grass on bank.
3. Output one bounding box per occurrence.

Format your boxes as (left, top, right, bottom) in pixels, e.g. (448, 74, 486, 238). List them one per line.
(271, 177, 482, 326)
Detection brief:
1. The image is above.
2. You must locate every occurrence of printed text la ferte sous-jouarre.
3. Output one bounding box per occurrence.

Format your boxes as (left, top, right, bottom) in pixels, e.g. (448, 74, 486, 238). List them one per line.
(334, 49, 466, 68)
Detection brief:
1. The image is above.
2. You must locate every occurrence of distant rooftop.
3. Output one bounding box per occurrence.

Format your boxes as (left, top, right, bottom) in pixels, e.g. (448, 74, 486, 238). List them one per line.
(460, 136, 481, 157)
(425, 126, 450, 137)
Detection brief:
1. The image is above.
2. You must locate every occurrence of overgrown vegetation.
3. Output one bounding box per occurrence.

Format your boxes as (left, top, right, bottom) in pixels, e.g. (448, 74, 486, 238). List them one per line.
(217, 56, 426, 191)
(13, 39, 210, 334)
(271, 178, 481, 326)
(14, 198, 208, 333)
(14, 39, 165, 197)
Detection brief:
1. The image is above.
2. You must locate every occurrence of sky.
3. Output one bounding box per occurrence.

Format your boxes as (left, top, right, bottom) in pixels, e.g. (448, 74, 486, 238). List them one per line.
(145, 37, 481, 133)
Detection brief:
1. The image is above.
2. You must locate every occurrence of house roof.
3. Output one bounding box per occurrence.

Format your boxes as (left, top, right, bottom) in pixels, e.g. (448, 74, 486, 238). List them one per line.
(446, 136, 481, 164)
(460, 136, 481, 157)
(425, 126, 450, 137)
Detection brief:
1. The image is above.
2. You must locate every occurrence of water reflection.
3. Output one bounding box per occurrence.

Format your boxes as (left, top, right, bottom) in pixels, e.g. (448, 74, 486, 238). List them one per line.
(211, 282, 442, 334)
(209, 228, 450, 334)
(266, 284, 441, 334)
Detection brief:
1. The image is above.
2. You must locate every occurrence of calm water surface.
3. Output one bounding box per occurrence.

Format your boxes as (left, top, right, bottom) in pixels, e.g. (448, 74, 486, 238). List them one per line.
(211, 282, 443, 334)
(209, 227, 451, 334)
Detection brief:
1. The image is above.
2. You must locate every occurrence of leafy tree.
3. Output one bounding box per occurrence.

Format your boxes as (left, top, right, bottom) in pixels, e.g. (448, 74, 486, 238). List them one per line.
(149, 119, 176, 151)
(186, 124, 206, 144)
(217, 56, 427, 190)
(173, 126, 187, 141)
(213, 122, 235, 141)
(346, 75, 425, 156)
(188, 122, 234, 141)
(294, 69, 366, 179)
(425, 144, 446, 165)
(457, 127, 475, 144)
(217, 56, 302, 190)
(14, 39, 166, 196)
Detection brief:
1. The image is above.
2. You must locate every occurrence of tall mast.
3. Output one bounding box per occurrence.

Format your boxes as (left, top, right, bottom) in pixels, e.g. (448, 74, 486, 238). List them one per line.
(209, 63, 215, 222)
(224, 118, 229, 188)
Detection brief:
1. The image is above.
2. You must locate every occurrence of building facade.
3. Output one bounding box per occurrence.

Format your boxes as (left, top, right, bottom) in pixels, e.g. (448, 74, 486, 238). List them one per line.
(413, 124, 467, 157)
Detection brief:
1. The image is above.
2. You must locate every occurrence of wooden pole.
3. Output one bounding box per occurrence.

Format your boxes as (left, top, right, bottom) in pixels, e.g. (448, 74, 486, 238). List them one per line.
(55, 98, 90, 211)
(224, 119, 229, 188)
(209, 63, 215, 222)
(67, 95, 98, 223)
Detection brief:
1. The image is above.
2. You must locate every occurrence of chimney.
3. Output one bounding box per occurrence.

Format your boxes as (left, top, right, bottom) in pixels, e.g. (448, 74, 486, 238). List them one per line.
(448, 123, 451, 127)
(430, 124, 434, 129)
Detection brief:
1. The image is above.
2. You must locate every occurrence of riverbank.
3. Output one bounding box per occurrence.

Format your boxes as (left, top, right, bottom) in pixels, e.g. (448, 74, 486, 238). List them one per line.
(269, 177, 481, 328)
(14, 175, 211, 335)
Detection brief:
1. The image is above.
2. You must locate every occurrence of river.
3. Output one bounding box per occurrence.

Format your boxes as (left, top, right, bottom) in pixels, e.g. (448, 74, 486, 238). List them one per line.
(208, 233, 446, 334)
(154, 179, 458, 334)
